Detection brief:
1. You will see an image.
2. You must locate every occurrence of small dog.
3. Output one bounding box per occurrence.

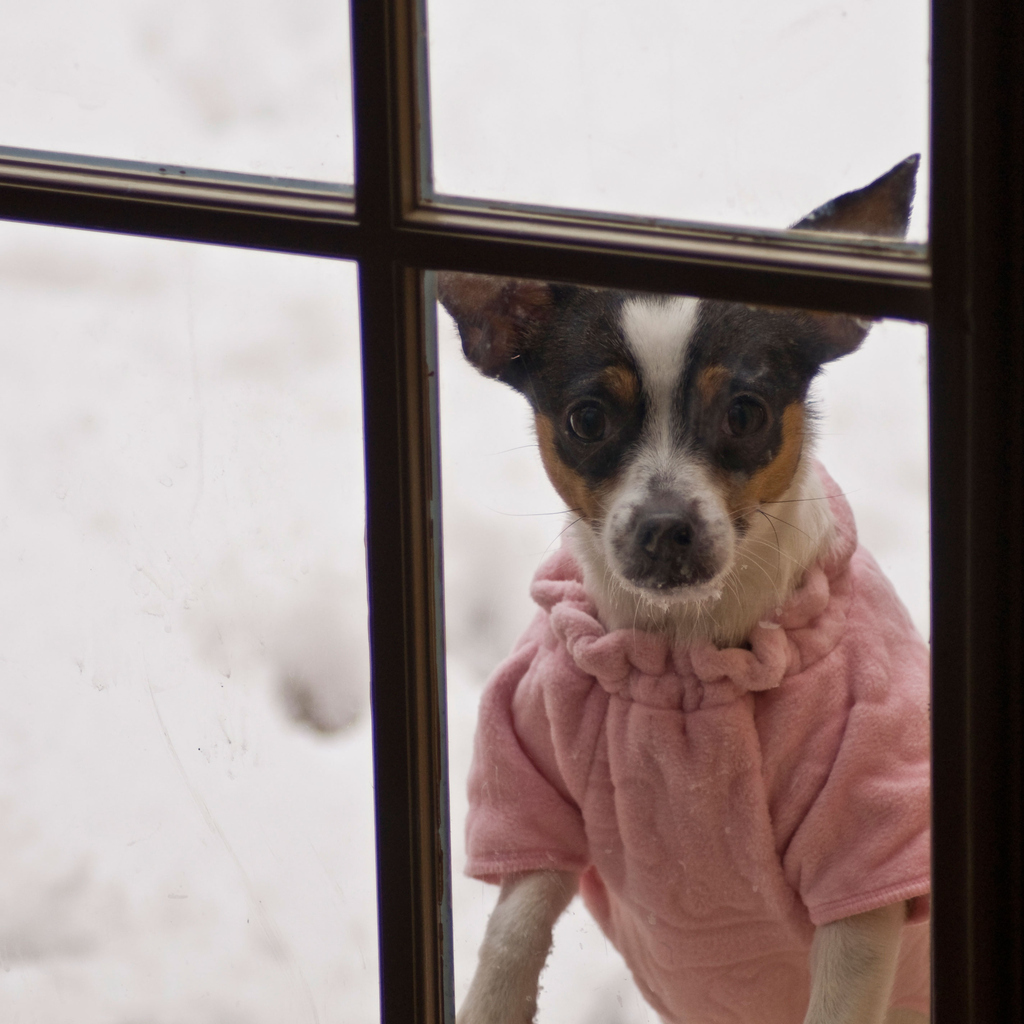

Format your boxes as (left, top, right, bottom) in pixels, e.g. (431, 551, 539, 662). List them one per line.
(440, 157, 930, 1024)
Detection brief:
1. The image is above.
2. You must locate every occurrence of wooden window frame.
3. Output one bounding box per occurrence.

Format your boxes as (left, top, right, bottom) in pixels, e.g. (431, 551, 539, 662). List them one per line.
(0, 1, 1020, 1021)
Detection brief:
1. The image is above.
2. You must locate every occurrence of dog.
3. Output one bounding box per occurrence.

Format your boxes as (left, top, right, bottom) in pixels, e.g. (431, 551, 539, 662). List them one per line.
(439, 156, 930, 1024)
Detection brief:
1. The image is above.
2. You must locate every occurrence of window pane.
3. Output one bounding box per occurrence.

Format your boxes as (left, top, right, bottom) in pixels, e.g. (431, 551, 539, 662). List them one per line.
(438, 272, 930, 1022)
(427, 0, 929, 241)
(0, 224, 375, 1021)
(0, 0, 352, 182)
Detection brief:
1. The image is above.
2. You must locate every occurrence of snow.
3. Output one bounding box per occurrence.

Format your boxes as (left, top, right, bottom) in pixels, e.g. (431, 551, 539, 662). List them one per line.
(0, 2, 929, 1022)
(0, 235, 376, 1022)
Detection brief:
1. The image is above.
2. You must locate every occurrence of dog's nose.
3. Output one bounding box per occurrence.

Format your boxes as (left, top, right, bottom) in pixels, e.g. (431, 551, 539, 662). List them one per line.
(616, 497, 719, 590)
(637, 513, 693, 563)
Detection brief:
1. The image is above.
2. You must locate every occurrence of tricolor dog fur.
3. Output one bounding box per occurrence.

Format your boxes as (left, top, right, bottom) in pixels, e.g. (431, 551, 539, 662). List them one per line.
(440, 157, 930, 1024)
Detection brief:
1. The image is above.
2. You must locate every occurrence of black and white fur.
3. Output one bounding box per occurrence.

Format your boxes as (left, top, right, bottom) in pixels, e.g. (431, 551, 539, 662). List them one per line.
(440, 157, 926, 1024)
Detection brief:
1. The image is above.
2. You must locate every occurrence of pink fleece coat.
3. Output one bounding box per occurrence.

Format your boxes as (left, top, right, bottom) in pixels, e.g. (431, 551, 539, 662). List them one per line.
(464, 480, 931, 1023)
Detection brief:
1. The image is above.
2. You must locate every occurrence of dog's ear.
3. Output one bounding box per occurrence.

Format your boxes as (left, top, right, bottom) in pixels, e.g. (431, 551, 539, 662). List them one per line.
(437, 272, 556, 388)
(790, 155, 919, 365)
(793, 154, 919, 239)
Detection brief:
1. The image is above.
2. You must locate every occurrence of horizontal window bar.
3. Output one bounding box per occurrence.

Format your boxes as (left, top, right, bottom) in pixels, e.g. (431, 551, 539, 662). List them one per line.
(429, 190, 928, 260)
(0, 146, 929, 320)
(0, 145, 354, 198)
(0, 146, 358, 257)
(403, 200, 930, 321)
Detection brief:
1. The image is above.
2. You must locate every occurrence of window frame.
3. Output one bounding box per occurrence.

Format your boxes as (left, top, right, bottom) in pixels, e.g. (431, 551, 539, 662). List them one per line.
(0, 1, 1020, 1022)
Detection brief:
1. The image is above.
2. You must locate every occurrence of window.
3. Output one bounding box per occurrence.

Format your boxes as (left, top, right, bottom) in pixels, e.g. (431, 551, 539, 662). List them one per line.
(0, 0, 1020, 1021)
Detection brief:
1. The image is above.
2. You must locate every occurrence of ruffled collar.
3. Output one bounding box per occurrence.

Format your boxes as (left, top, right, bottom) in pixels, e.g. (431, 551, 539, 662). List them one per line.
(529, 469, 857, 711)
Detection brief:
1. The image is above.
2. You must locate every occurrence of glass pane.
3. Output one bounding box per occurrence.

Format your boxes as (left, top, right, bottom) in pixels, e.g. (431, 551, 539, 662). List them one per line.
(0, 223, 376, 1021)
(0, 0, 352, 182)
(438, 272, 930, 1022)
(428, 0, 929, 241)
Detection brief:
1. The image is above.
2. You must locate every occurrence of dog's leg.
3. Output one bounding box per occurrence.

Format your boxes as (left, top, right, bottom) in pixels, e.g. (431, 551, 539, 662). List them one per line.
(457, 870, 578, 1024)
(803, 902, 908, 1024)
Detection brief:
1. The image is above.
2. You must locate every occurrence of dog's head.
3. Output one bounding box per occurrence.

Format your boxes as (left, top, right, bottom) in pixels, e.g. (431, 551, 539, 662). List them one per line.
(439, 157, 918, 615)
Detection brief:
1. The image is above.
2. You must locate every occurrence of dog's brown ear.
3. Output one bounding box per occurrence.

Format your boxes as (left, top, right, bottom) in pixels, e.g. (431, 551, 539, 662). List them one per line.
(790, 155, 919, 364)
(792, 154, 919, 239)
(437, 272, 555, 387)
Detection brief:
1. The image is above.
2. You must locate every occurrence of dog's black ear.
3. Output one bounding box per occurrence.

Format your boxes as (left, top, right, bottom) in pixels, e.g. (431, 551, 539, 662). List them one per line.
(793, 154, 919, 239)
(794, 310, 878, 369)
(790, 155, 919, 365)
(437, 272, 556, 388)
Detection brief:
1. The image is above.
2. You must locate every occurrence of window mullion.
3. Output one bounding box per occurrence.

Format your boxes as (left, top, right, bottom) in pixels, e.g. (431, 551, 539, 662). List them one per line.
(930, 0, 1024, 1020)
(357, 260, 449, 1024)
(351, 1, 449, 1023)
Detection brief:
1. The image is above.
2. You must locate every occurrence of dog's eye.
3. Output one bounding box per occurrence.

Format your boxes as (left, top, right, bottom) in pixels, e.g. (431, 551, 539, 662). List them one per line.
(724, 396, 768, 437)
(568, 403, 607, 442)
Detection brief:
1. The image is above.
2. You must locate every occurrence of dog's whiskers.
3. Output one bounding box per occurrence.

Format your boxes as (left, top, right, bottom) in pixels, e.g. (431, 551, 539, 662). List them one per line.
(493, 506, 582, 518)
(760, 491, 848, 506)
(543, 514, 586, 555)
(757, 507, 812, 541)
(740, 549, 785, 604)
(489, 443, 541, 455)
(742, 536, 809, 572)
(756, 508, 782, 578)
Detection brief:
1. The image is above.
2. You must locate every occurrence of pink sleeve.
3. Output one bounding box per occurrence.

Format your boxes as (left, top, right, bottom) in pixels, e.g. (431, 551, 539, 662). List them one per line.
(786, 550, 931, 926)
(464, 615, 589, 884)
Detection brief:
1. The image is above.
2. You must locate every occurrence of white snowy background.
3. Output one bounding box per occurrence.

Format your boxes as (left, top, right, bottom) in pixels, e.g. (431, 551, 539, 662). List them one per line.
(0, 1, 929, 1022)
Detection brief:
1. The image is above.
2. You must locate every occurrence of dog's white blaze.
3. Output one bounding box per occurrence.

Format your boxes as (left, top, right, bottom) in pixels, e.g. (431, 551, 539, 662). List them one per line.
(615, 295, 718, 514)
(592, 296, 734, 605)
(620, 296, 699, 451)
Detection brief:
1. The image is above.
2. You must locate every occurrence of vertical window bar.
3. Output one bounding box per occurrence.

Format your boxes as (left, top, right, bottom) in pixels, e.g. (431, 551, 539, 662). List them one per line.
(358, 261, 449, 1024)
(351, 1, 450, 1024)
(412, 0, 436, 205)
(929, 2, 971, 1018)
(930, 0, 1024, 1020)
